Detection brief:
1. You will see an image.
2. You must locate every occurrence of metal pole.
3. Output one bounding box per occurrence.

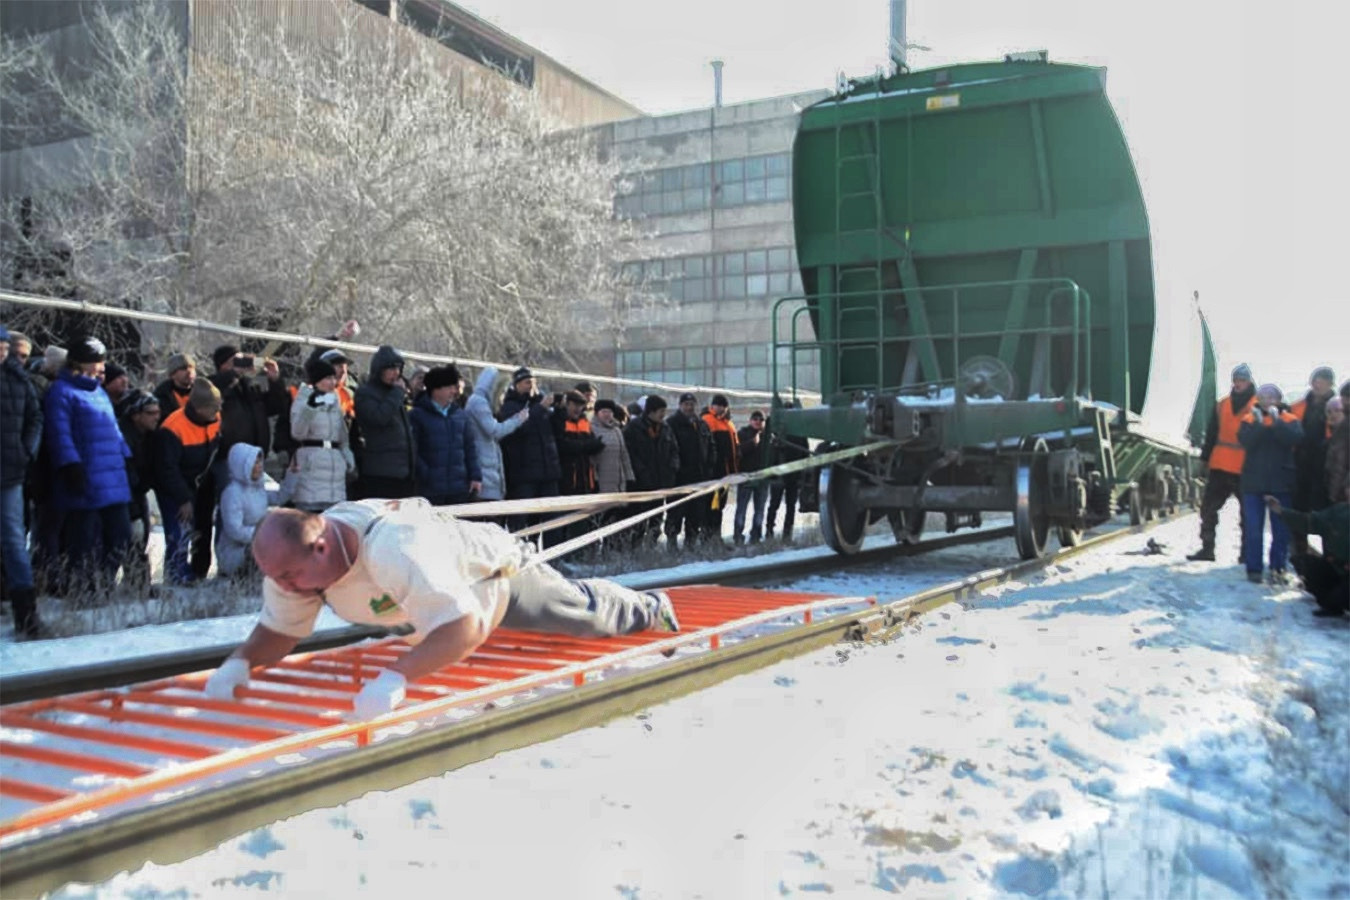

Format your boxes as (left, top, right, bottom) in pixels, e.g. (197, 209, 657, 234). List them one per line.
(889, 0, 907, 73)
(711, 59, 724, 108)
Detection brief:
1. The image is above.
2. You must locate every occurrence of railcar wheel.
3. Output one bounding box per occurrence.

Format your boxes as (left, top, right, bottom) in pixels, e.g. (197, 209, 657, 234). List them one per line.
(820, 464, 867, 555)
(888, 508, 925, 545)
(1057, 525, 1082, 548)
(1014, 438, 1051, 560)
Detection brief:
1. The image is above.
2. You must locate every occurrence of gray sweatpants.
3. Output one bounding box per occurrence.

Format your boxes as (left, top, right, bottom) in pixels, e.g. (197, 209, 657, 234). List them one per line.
(501, 564, 657, 638)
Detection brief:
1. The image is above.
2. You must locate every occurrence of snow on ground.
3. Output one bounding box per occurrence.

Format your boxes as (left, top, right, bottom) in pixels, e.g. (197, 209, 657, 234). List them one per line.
(37, 514, 1350, 899)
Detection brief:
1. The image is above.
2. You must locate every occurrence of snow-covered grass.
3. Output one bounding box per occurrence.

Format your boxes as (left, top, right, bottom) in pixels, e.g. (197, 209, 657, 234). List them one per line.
(23, 513, 1349, 898)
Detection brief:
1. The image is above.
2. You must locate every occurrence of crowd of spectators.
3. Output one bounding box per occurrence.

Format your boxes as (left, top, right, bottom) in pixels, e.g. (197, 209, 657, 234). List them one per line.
(1190, 364, 1350, 618)
(0, 324, 807, 641)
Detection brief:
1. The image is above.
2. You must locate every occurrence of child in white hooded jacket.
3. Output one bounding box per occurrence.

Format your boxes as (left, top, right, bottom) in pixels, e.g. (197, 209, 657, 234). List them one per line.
(216, 443, 269, 577)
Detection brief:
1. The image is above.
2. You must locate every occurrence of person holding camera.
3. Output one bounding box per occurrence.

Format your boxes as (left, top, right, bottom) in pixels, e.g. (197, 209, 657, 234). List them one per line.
(1237, 383, 1303, 584)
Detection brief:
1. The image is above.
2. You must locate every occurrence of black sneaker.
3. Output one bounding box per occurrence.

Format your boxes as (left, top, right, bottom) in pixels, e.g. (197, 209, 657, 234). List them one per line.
(1246, 572, 1263, 583)
(1186, 548, 1216, 562)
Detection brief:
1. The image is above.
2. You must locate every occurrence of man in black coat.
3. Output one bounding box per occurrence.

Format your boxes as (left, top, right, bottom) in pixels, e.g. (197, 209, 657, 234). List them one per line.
(666, 392, 713, 547)
(624, 395, 680, 548)
(734, 410, 769, 544)
(1290, 366, 1337, 555)
(498, 366, 563, 534)
(1, 325, 44, 637)
(353, 345, 417, 500)
(766, 403, 810, 542)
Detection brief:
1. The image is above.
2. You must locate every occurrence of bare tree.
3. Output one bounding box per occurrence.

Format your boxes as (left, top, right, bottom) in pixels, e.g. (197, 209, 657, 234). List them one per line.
(2, 0, 653, 366)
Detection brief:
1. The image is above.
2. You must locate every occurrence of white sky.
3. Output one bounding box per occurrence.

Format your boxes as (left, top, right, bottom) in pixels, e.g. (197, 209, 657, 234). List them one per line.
(461, 0, 1347, 394)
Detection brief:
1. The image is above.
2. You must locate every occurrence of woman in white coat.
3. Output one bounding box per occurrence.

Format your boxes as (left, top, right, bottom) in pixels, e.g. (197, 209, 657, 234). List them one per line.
(466, 366, 528, 501)
(215, 443, 268, 577)
(289, 358, 355, 511)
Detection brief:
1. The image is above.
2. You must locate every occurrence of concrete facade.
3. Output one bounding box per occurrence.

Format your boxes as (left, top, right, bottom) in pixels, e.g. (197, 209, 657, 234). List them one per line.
(0, 0, 641, 202)
(592, 90, 830, 397)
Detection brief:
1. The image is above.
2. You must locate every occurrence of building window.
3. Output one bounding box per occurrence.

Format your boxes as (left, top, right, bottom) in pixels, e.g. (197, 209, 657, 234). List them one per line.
(615, 152, 792, 219)
(622, 245, 800, 306)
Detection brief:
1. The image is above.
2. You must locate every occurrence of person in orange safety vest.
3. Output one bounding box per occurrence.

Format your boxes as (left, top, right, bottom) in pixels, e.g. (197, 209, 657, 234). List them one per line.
(1187, 363, 1257, 562)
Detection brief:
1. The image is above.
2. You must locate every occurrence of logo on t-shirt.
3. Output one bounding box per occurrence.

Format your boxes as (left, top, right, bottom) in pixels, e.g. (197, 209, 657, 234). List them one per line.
(369, 593, 398, 615)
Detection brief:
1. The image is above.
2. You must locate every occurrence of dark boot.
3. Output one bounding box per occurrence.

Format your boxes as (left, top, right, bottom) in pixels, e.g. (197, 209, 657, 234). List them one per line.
(11, 587, 44, 640)
(1186, 546, 1216, 562)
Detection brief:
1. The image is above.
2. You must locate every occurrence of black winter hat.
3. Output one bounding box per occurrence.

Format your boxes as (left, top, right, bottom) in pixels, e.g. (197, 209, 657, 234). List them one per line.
(564, 389, 587, 406)
(512, 366, 534, 385)
(679, 392, 697, 404)
(573, 381, 596, 395)
(424, 365, 462, 391)
(102, 362, 127, 384)
(212, 345, 239, 370)
(710, 393, 730, 408)
(305, 358, 337, 385)
(1231, 363, 1253, 383)
(68, 335, 107, 365)
(1311, 365, 1336, 384)
(594, 399, 620, 415)
(644, 395, 668, 414)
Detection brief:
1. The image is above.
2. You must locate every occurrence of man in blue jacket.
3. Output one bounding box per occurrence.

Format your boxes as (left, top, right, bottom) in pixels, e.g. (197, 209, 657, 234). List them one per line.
(410, 365, 482, 506)
(1, 325, 44, 637)
(1237, 383, 1303, 583)
(43, 335, 132, 594)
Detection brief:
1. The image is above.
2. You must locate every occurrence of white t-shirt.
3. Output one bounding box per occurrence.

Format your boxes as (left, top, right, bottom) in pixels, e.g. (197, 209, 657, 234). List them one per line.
(259, 498, 529, 644)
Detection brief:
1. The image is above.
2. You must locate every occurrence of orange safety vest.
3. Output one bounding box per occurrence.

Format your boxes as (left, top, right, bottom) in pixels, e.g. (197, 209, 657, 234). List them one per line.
(1209, 394, 1256, 474)
(564, 416, 596, 491)
(160, 406, 221, 447)
(701, 411, 741, 474)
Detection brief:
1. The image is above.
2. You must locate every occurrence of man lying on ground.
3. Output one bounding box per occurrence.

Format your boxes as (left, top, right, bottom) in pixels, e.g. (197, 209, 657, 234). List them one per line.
(205, 498, 679, 719)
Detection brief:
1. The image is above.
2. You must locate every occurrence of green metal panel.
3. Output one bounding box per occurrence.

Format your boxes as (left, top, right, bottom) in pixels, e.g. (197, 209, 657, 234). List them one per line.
(792, 59, 1155, 414)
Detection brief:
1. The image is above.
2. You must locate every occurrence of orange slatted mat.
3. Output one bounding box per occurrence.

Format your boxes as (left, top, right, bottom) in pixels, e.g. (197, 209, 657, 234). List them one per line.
(0, 585, 872, 840)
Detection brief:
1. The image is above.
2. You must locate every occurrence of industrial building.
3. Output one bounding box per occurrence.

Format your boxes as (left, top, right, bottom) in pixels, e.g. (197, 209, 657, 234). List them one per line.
(593, 87, 831, 395)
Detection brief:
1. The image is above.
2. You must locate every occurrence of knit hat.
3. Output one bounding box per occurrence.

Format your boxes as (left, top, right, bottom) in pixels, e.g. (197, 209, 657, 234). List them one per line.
(749, 409, 765, 421)
(1230, 363, 1253, 383)
(189, 377, 222, 413)
(212, 345, 239, 370)
(1256, 383, 1282, 402)
(166, 352, 195, 375)
(512, 366, 534, 385)
(103, 362, 127, 384)
(711, 393, 730, 408)
(68, 335, 107, 365)
(424, 365, 462, 391)
(594, 399, 620, 415)
(305, 358, 337, 385)
(644, 395, 668, 414)
(1310, 365, 1336, 384)
(573, 381, 596, 395)
(43, 345, 67, 370)
(1328, 397, 1343, 413)
(564, 389, 587, 406)
(320, 348, 353, 366)
(679, 392, 697, 404)
(125, 390, 160, 416)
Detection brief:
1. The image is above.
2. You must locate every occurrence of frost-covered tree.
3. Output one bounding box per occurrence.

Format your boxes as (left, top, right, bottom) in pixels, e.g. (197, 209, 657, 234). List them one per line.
(1, 0, 650, 364)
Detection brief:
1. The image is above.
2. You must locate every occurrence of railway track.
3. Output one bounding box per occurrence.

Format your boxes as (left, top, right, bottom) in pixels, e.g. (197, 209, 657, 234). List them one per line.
(0, 513, 1183, 898)
(0, 524, 1014, 704)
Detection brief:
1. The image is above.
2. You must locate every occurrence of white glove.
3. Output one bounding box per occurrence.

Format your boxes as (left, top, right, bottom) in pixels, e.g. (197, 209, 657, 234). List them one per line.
(351, 669, 407, 721)
(1266, 406, 1279, 417)
(1251, 406, 1264, 423)
(204, 657, 251, 700)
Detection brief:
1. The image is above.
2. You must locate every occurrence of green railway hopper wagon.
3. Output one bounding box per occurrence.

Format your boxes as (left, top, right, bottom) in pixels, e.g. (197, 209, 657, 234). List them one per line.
(772, 56, 1212, 558)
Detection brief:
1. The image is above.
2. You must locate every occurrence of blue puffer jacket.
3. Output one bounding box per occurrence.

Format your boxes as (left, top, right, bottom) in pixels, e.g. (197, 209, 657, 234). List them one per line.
(43, 369, 131, 510)
(410, 393, 481, 503)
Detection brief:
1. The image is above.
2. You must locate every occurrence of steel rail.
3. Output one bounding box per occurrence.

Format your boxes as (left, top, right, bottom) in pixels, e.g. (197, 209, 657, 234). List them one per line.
(0, 526, 1014, 704)
(0, 512, 1189, 898)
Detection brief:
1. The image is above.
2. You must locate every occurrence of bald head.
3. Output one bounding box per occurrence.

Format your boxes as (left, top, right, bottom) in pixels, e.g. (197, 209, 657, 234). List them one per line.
(253, 509, 348, 593)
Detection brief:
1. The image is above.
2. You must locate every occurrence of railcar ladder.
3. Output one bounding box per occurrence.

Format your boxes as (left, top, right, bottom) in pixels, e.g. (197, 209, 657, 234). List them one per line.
(832, 72, 889, 393)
